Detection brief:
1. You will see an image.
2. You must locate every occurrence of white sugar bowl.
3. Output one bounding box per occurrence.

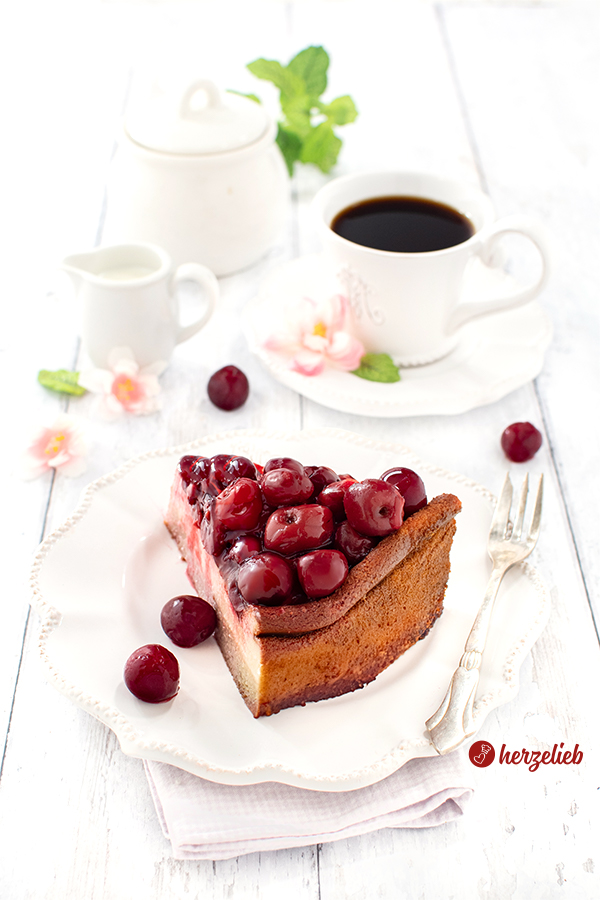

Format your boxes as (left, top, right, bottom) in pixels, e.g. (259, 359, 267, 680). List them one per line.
(102, 79, 289, 276)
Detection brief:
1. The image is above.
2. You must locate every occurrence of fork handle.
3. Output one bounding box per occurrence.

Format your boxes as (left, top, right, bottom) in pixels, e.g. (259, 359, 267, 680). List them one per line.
(425, 562, 509, 753)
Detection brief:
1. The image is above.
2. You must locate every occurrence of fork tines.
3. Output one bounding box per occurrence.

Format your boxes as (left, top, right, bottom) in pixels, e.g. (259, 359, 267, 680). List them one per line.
(491, 472, 544, 545)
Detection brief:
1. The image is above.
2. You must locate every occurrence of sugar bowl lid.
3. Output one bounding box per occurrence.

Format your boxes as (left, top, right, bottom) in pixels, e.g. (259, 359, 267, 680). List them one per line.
(125, 79, 270, 155)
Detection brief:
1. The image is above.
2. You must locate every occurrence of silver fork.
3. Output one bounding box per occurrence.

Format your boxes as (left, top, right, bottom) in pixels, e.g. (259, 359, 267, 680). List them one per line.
(426, 472, 544, 754)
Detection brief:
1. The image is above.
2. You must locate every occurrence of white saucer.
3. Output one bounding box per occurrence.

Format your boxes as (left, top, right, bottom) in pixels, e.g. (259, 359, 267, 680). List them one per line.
(242, 255, 553, 417)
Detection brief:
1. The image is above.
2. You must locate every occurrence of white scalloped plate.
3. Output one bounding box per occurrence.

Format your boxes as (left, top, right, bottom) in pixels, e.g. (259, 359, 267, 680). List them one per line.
(30, 429, 549, 791)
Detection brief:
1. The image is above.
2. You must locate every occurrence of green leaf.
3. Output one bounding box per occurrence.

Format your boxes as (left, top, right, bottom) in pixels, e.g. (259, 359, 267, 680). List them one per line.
(287, 45, 329, 98)
(352, 354, 401, 383)
(246, 58, 304, 97)
(299, 121, 342, 173)
(226, 89, 261, 104)
(279, 92, 312, 137)
(276, 124, 303, 176)
(319, 94, 358, 126)
(38, 369, 87, 396)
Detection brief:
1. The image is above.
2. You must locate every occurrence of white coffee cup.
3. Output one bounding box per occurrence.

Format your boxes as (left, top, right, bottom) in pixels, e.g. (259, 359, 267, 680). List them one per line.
(312, 171, 550, 365)
(62, 242, 219, 368)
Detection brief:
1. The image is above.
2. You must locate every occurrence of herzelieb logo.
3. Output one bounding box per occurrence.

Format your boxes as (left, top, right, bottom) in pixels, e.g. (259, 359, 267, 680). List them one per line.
(468, 740, 584, 771)
(469, 740, 495, 767)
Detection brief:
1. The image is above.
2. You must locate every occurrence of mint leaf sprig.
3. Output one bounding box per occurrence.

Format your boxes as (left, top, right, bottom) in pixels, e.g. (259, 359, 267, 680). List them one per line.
(352, 353, 401, 383)
(244, 46, 358, 176)
(38, 369, 87, 396)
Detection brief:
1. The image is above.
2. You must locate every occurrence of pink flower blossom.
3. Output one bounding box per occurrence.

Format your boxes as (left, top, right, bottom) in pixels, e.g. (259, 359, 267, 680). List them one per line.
(263, 294, 364, 376)
(79, 347, 166, 418)
(22, 414, 88, 480)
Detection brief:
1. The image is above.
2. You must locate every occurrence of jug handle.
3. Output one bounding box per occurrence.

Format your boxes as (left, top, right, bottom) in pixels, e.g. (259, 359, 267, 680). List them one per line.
(172, 264, 219, 344)
(179, 80, 223, 121)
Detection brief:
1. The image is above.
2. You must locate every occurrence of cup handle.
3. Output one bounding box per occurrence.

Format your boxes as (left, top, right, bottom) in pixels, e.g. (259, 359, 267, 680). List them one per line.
(171, 263, 219, 344)
(447, 214, 551, 333)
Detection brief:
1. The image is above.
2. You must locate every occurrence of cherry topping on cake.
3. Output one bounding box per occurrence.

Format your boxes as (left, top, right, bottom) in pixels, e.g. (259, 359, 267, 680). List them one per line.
(296, 549, 349, 599)
(213, 477, 263, 530)
(223, 455, 258, 484)
(380, 467, 427, 516)
(160, 595, 217, 647)
(344, 479, 405, 536)
(304, 465, 339, 495)
(124, 644, 180, 703)
(189, 455, 211, 487)
(229, 534, 262, 564)
(261, 467, 314, 506)
(207, 365, 249, 411)
(206, 454, 233, 494)
(318, 477, 357, 521)
(237, 552, 294, 605)
(263, 456, 305, 476)
(178, 455, 201, 486)
(263, 504, 334, 556)
(334, 521, 378, 565)
(501, 422, 543, 462)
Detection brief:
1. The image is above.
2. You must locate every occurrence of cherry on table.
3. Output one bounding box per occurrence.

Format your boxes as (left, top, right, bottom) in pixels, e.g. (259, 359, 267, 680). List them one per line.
(161, 595, 217, 648)
(501, 422, 543, 462)
(207, 365, 249, 411)
(124, 644, 180, 703)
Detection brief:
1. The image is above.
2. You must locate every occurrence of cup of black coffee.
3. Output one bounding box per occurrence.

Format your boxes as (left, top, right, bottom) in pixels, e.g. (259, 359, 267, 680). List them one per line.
(312, 171, 550, 365)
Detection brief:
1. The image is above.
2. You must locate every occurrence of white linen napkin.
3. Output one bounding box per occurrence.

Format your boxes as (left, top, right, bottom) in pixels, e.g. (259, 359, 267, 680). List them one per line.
(145, 752, 474, 860)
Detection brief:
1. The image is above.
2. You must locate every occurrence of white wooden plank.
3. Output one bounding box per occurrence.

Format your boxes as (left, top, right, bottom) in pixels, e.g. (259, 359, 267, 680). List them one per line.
(440, 0, 600, 621)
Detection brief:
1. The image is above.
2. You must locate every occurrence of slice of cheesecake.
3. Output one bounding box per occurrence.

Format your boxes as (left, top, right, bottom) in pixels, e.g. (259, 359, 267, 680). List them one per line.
(165, 452, 461, 717)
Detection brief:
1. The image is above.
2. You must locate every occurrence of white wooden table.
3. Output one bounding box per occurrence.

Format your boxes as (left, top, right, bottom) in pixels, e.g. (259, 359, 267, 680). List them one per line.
(1, 1, 599, 897)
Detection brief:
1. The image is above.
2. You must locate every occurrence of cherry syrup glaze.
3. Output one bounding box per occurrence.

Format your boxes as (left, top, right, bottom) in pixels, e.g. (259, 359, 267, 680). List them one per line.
(177, 453, 427, 608)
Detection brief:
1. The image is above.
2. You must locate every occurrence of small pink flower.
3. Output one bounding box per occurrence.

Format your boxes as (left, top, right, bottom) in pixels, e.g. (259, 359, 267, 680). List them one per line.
(79, 347, 166, 418)
(263, 294, 364, 376)
(22, 414, 88, 480)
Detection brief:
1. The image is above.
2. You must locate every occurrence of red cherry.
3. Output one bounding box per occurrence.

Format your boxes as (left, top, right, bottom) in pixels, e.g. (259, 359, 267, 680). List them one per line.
(124, 644, 180, 703)
(160, 595, 216, 647)
(263, 504, 334, 556)
(207, 365, 249, 411)
(334, 521, 378, 565)
(261, 467, 314, 506)
(223, 455, 258, 484)
(318, 477, 357, 521)
(304, 465, 339, 495)
(237, 552, 294, 605)
(501, 422, 543, 462)
(344, 479, 405, 536)
(380, 467, 427, 516)
(296, 549, 349, 598)
(228, 534, 262, 564)
(206, 454, 233, 494)
(263, 457, 305, 476)
(213, 477, 263, 530)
